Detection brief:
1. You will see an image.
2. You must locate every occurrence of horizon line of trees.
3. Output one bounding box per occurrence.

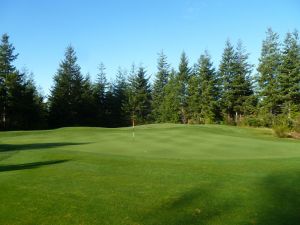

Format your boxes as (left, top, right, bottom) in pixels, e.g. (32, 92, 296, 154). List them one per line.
(0, 27, 300, 131)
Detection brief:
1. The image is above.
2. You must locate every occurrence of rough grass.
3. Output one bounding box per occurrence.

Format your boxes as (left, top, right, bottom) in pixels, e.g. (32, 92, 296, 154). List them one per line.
(0, 124, 300, 225)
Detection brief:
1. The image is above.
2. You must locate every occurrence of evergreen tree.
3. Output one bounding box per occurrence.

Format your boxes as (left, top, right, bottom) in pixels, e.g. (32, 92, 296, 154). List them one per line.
(15, 73, 47, 129)
(113, 68, 129, 126)
(257, 28, 282, 115)
(126, 66, 151, 125)
(219, 40, 237, 122)
(104, 82, 116, 127)
(177, 52, 190, 123)
(5, 71, 26, 129)
(93, 62, 108, 126)
(219, 40, 254, 123)
(0, 33, 18, 129)
(187, 64, 201, 123)
(198, 52, 220, 123)
(123, 64, 137, 124)
(80, 74, 97, 126)
(278, 30, 300, 118)
(49, 46, 86, 127)
(152, 51, 170, 122)
(0, 34, 45, 130)
(163, 69, 181, 123)
(233, 41, 255, 120)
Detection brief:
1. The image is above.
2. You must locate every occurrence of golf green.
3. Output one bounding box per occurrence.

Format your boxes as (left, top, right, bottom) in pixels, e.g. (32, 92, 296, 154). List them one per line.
(0, 124, 299, 225)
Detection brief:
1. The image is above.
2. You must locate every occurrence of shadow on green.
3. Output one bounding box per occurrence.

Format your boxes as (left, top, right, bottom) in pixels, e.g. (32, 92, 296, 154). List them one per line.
(256, 171, 300, 225)
(0, 159, 70, 172)
(142, 171, 300, 225)
(0, 142, 89, 152)
(142, 186, 237, 225)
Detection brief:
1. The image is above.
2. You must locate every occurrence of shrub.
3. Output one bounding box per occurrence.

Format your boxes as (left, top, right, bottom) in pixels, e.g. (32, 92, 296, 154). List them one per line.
(242, 116, 264, 127)
(260, 113, 275, 127)
(223, 116, 236, 126)
(188, 116, 204, 124)
(293, 115, 300, 133)
(273, 125, 290, 138)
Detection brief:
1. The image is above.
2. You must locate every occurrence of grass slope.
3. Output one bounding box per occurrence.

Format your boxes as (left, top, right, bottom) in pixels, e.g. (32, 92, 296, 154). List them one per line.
(0, 124, 300, 225)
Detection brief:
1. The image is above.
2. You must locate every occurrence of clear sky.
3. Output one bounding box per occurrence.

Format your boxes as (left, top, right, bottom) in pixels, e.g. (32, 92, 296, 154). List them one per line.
(1, 0, 299, 96)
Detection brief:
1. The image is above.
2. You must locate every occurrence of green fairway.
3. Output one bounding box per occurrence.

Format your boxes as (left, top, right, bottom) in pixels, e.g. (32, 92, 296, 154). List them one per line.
(0, 124, 300, 225)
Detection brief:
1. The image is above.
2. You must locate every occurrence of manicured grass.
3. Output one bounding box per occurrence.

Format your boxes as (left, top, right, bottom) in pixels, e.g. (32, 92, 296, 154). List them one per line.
(0, 124, 300, 225)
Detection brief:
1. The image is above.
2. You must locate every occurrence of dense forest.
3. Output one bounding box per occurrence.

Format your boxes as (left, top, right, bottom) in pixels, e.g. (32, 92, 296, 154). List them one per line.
(0, 28, 300, 135)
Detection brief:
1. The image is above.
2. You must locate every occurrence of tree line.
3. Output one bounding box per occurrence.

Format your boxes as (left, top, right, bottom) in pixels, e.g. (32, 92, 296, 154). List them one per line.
(0, 28, 299, 131)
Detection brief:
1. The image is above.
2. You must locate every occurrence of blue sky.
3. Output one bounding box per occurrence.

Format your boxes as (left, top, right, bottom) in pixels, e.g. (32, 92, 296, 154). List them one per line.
(1, 0, 299, 96)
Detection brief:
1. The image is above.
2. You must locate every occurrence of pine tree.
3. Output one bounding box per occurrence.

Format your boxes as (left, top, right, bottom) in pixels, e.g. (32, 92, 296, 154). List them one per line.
(198, 52, 219, 123)
(126, 66, 151, 125)
(0, 34, 45, 130)
(104, 82, 116, 127)
(219, 40, 254, 123)
(93, 62, 108, 126)
(80, 74, 97, 126)
(163, 69, 181, 123)
(49, 46, 86, 127)
(187, 64, 201, 123)
(5, 71, 26, 129)
(16, 73, 47, 129)
(113, 67, 129, 126)
(257, 28, 282, 115)
(178, 52, 190, 123)
(219, 40, 238, 122)
(0, 34, 18, 76)
(232, 41, 254, 120)
(0, 33, 19, 129)
(278, 30, 300, 118)
(152, 51, 170, 122)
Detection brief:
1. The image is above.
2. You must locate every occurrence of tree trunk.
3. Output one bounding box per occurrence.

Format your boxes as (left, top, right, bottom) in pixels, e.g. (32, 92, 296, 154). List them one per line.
(3, 104, 6, 129)
(288, 102, 291, 119)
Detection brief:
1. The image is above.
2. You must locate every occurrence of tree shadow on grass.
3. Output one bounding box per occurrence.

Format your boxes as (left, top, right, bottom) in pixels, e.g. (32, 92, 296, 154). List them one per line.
(0, 159, 70, 172)
(256, 171, 300, 225)
(0, 142, 89, 152)
(142, 185, 237, 225)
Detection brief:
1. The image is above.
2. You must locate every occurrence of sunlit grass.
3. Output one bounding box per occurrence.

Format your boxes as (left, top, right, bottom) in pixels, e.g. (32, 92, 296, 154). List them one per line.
(0, 124, 299, 225)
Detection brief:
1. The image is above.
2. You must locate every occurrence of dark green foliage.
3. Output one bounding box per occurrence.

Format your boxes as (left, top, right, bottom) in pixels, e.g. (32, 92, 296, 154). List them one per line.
(187, 52, 220, 124)
(152, 51, 170, 122)
(93, 63, 108, 126)
(0, 34, 18, 76)
(13, 74, 47, 129)
(103, 84, 115, 126)
(241, 116, 265, 127)
(49, 46, 92, 127)
(163, 69, 181, 123)
(126, 65, 152, 125)
(278, 30, 300, 118)
(233, 42, 255, 117)
(0, 33, 18, 129)
(2, 28, 300, 131)
(219, 40, 237, 122)
(187, 66, 201, 123)
(111, 68, 130, 126)
(198, 52, 220, 123)
(272, 116, 292, 138)
(0, 34, 45, 130)
(257, 28, 282, 115)
(293, 115, 300, 133)
(257, 29, 300, 132)
(219, 40, 255, 124)
(177, 52, 191, 123)
(80, 75, 97, 126)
